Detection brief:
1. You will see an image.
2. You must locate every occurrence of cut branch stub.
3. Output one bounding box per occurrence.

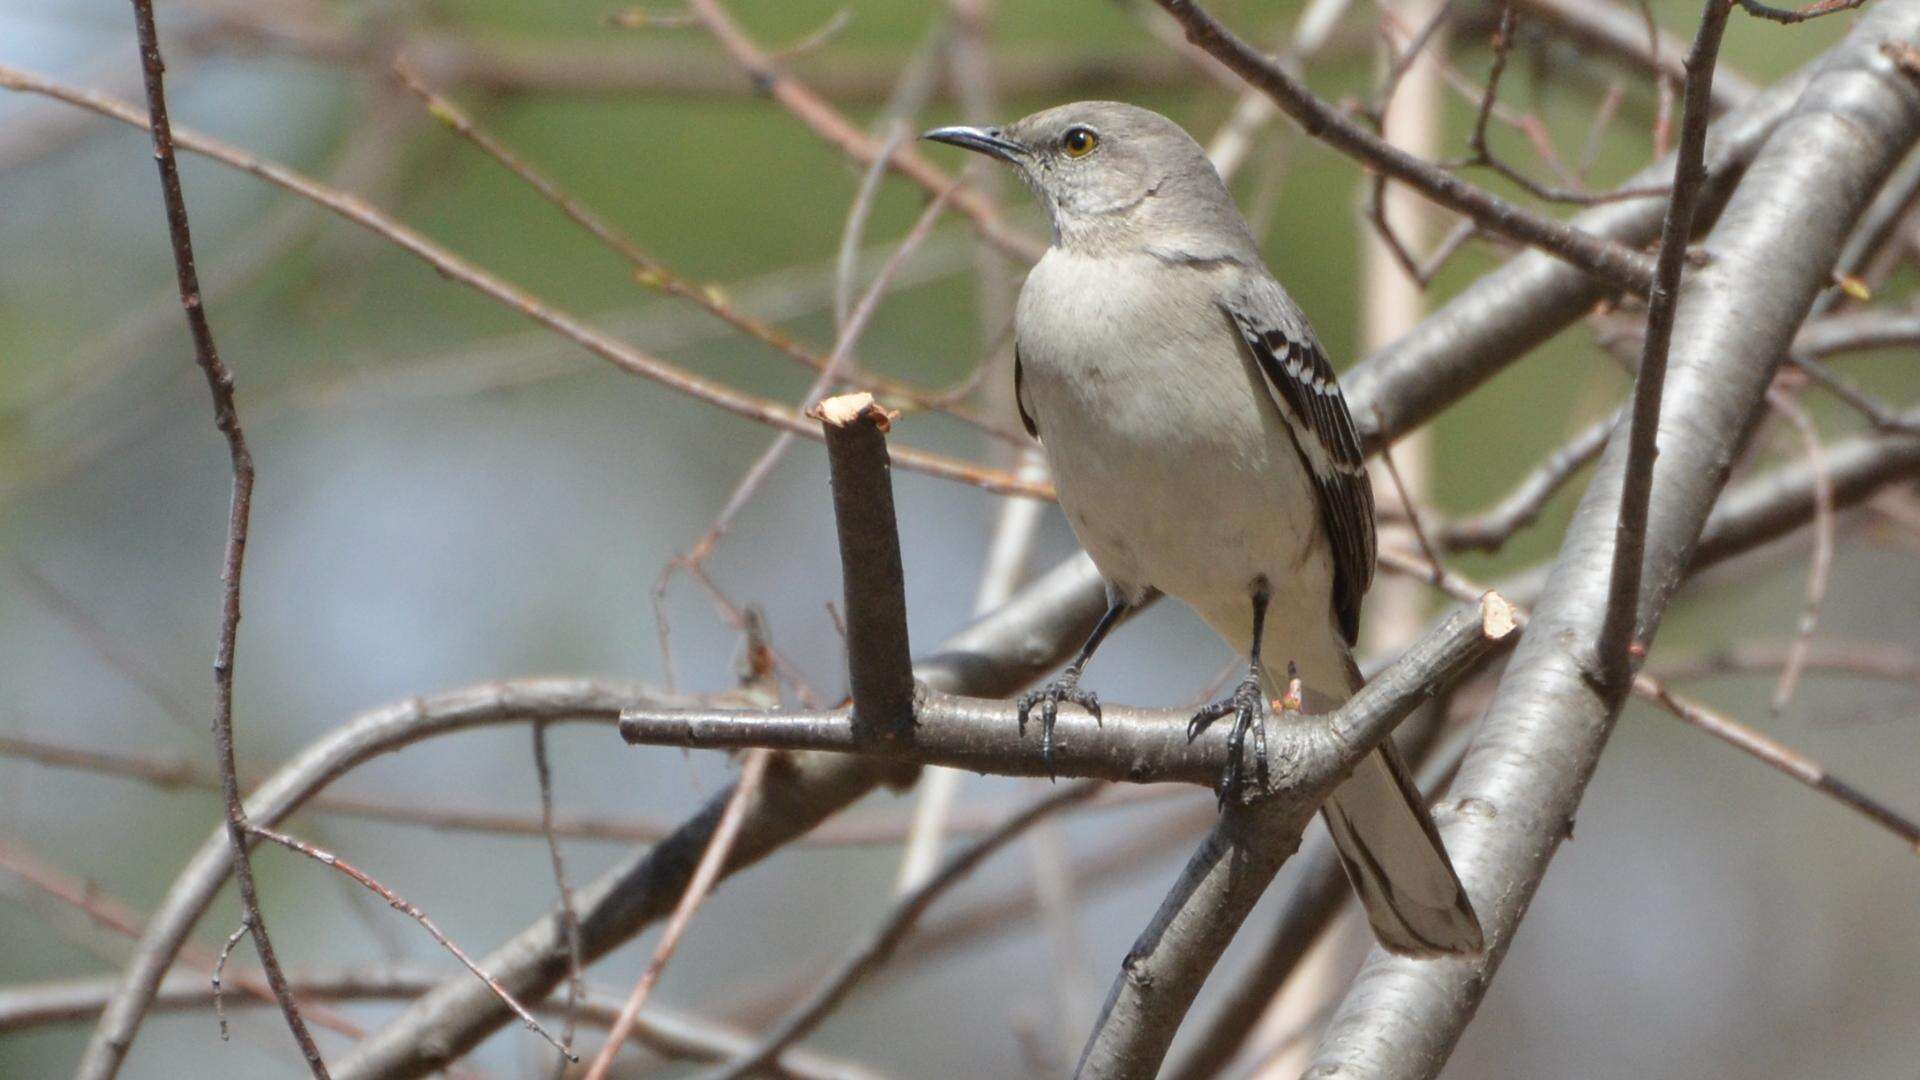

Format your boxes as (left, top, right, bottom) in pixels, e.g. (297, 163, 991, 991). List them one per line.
(812, 392, 915, 741)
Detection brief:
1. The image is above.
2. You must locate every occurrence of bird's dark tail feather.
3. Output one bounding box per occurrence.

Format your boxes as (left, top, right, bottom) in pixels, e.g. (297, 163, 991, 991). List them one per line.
(1313, 652, 1483, 956)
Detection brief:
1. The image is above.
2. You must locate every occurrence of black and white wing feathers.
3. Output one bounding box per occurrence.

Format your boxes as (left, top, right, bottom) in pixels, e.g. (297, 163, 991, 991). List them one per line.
(1221, 280, 1376, 645)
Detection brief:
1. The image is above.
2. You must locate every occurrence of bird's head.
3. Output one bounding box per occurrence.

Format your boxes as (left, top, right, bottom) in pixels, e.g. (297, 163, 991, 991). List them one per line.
(925, 101, 1255, 259)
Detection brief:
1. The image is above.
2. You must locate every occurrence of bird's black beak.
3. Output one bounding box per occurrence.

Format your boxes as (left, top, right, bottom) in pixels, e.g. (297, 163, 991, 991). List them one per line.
(921, 125, 1027, 164)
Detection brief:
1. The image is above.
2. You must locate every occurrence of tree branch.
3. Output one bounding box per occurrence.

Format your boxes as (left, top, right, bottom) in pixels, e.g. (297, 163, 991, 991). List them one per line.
(1154, 0, 1657, 294)
(1307, 6, 1920, 1074)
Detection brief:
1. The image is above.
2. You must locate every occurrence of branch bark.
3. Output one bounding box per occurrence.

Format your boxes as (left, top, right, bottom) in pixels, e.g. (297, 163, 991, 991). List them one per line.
(1307, 7, 1920, 1075)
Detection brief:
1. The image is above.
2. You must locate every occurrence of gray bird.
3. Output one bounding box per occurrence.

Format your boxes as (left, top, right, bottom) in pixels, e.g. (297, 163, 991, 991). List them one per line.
(925, 102, 1482, 955)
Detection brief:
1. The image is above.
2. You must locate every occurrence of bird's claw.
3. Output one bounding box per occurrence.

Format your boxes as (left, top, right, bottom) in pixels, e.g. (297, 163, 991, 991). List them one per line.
(1016, 671, 1101, 780)
(1187, 668, 1269, 806)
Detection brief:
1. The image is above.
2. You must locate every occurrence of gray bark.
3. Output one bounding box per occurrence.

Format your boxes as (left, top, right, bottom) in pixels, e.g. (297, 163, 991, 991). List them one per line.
(1306, 7, 1920, 1076)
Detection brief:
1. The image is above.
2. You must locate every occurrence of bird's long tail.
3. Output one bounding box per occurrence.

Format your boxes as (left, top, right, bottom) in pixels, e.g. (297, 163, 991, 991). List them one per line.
(1270, 649, 1483, 956)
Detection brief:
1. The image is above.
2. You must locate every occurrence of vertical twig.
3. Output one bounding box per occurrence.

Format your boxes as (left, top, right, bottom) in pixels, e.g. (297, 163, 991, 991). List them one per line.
(529, 722, 584, 1080)
(126, 1, 326, 1073)
(1599, 0, 1734, 687)
(815, 393, 917, 739)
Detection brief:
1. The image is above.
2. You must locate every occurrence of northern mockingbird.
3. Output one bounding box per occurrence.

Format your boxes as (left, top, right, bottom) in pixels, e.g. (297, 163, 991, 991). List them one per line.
(925, 102, 1482, 955)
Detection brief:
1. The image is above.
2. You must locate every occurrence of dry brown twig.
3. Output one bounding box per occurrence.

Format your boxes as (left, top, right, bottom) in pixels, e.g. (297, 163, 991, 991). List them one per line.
(124, 1, 326, 1073)
(245, 825, 577, 1060)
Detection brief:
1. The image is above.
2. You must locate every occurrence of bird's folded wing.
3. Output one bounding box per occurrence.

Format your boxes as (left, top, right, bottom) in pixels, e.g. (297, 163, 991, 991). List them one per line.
(1220, 279, 1376, 644)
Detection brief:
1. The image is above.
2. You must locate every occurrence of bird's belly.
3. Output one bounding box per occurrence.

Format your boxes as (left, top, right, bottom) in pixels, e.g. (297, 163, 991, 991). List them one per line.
(1028, 351, 1324, 610)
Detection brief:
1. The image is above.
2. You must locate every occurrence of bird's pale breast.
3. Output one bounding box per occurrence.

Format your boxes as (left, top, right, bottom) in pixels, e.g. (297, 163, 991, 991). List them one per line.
(1015, 250, 1333, 628)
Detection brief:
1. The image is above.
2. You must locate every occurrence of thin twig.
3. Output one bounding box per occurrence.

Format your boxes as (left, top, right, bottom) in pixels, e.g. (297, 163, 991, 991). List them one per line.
(126, 1, 326, 1073)
(530, 723, 584, 1079)
(0, 64, 1050, 500)
(1735, 0, 1867, 24)
(1599, 0, 1733, 687)
(1763, 389, 1835, 718)
(683, 0, 1044, 262)
(1153, 0, 1658, 294)
(706, 781, 1104, 1079)
(583, 749, 773, 1078)
(390, 66, 1013, 441)
(246, 825, 576, 1059)
(210, 921, 251, 1042)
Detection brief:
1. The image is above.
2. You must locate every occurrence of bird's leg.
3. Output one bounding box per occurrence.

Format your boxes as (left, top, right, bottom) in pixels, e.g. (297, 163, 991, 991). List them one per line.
(1187, 584, 1272, 804)
(1017, 599, 1126, 778)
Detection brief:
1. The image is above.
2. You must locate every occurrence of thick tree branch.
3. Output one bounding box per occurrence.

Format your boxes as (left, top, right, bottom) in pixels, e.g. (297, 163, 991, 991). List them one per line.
(1308, 6, 1920, 1075)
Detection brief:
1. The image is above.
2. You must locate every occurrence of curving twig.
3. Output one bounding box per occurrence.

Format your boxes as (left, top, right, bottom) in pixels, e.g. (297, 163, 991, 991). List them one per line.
(125, 1, 325, 1073)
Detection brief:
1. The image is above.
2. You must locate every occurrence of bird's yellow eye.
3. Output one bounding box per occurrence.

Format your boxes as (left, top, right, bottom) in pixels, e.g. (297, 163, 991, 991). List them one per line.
(1062, 127, 1098, 157)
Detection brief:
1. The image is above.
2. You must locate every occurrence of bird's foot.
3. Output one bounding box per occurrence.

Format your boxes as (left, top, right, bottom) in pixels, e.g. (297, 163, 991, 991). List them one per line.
(1187, 666, 1268, 806)
(1016, 670, 1102, 780)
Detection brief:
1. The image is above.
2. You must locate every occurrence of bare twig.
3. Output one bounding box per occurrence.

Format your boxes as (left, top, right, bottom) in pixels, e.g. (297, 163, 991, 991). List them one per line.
(1736, 0, 1868, 24)
(1599, 0, 1733, 687)
(1764, 390, 1836, 717)
(1153, 0, 1658, 294)
(0, 970, 884, 1080)
(390, 67, 1011, 441)
(0, 65, 1050, 500)
(210, 921, 251, 1042)
(584, 749, 773, 1078)
(125, 1, 324, 1073)
(708, 780, 1103, 1078)
(1512, 0, 1758, 110)
(622, 598, 1516, 788)
(683, 0, 1044, 262)
(1459, 6, 1672, 206)
(529, 723, 584, 1078)
(247, 826, 576, 1059)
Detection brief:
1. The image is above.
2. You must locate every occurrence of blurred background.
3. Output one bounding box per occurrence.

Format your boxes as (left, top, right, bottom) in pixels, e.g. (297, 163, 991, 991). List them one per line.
(1, 0, 1916, 1076)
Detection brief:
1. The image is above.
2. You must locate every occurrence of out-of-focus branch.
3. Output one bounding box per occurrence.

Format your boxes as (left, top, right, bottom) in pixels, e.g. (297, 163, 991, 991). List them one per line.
(708, 781, 1105, 1079)
(1437, 410, 1617, 551)
(1153, 0, 1657, 294)
(73, 679, 685, 1080)
(0, 65, 1050, 501)
(123, 0, 324, 1074)
(0, 969, 882, 1080)
(1693, 408, 1920, 568)
(1600, 0, 1734, 686)
(1308, 6, 1920, 1074)
(1513, 0, 1758, 110)
(683, 0, 1043, 263)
